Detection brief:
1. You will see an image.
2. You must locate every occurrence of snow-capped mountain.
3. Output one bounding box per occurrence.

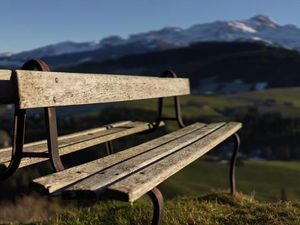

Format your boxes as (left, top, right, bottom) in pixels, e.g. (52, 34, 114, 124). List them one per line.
(2, 15, 300, 68)
(0, 52, 13, 57)
(120, 15, 294, 48)
(13, 41, 101, 59)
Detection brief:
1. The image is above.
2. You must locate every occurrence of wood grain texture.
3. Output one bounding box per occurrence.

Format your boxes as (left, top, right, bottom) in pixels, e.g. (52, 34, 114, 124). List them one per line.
(61, 123, 225, 198)
(108, 122, 242, 202)
(0, 120, 132, 164)
(15, 70, 190, 109)
(0, 70, 15, 104)
(0, 121, 161, 167)
(32, 123, 206, 194)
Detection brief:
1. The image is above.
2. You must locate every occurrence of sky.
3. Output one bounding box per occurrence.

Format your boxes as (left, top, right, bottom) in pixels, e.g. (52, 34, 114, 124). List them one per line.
(1, 0, 300, 53)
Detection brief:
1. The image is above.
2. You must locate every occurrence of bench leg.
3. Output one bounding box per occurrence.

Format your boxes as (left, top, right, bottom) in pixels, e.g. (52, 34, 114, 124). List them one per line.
(45, 107, 65, 171)
(105, 141, 114, 155)
(230, 133, 240, 195)
(147, 187, 164, 225)
(0, 108, 25, 180)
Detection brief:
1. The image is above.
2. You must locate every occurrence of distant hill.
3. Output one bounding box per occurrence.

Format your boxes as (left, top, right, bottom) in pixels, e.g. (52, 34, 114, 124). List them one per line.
(61, 41, 300, 94)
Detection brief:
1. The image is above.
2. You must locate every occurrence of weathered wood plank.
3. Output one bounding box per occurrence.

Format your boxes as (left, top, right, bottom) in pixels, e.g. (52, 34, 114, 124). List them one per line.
(108, 122, 242, 202)
(0, 120, 132, 158)
(61, 123, 225, 199)
(15, 70, 190, 109)
(0, 70, 15, 104)
(0, 121, 161, 167)
(0, 120, 132, 164)
(32, 123, 206, 194)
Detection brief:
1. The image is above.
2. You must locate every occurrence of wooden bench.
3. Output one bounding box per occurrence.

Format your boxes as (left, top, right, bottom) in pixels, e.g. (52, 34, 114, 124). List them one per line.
(0, 59, 242, 225)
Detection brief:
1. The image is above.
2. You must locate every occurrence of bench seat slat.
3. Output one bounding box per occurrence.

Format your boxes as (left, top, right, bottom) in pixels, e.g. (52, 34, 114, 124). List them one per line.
(107, 122, 242, 202)
(0, 121, 132, 160)
(0, 120, 161, 168)
(15, 70, 190, 109)
(60, 123, 225, 198)
(31, 122, 206, 194)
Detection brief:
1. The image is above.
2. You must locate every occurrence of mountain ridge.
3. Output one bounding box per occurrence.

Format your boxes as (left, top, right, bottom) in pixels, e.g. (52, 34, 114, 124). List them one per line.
(2, 15, 300, 68)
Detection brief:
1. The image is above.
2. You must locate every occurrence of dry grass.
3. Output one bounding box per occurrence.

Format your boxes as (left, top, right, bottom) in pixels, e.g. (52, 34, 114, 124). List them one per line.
(0, 195, 63, 224)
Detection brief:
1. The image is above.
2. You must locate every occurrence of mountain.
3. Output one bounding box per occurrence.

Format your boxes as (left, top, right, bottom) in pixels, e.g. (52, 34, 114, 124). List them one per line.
(62, 41, 300, 94)
(13, 41, 101, 59)
(0, 41, 102, 67)
(2, 15, 300, 68)
(0, 39, 177, 68)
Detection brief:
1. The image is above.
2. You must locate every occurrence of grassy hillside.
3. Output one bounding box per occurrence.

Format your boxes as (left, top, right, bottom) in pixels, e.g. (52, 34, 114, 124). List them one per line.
(2, 193, 300, 225)
(0, 161, 299, 224)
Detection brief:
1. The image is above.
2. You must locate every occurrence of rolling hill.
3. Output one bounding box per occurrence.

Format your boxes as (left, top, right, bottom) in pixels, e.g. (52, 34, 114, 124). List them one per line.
(61, 41, 300, 94)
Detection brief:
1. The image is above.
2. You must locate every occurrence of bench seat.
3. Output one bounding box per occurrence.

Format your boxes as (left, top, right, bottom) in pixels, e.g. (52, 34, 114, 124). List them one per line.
(0, 120, 162, 168)
(31, 122, 241, 202)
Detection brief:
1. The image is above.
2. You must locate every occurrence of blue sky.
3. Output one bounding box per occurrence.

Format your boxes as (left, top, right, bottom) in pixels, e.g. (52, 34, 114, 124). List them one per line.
(1, 0, 300, 53)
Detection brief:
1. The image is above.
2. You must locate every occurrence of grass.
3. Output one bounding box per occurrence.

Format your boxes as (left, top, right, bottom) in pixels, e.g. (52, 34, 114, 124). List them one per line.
(236, 87, 300, 107)
(2, 193, 300, 225)
(0, 160, 299, 224)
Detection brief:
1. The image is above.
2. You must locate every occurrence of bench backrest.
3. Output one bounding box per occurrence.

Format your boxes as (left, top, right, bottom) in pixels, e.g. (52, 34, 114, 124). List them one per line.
(12, 70, 190, 109)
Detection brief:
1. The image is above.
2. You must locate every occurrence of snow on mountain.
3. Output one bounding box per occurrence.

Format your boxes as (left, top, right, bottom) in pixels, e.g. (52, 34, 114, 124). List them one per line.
(2, 15, 300, 68)
(12, 41, 101, 59)
(122, 15, 280, 45)
(0, 52, 13, 57)
(99, 36, 126, 46)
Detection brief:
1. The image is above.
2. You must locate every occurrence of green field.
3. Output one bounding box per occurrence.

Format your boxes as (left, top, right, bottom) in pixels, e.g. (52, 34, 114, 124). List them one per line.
(122, 87, 300, 121)
(160, 160, 300, 202)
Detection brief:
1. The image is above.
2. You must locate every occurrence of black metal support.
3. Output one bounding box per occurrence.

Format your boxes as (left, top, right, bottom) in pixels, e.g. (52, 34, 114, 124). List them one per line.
(44, 107, 64, 171)
(147, 187, 164, 225)
(105, 141, 114, 155)
(229, 133, 240, 195)
(0, 59, 65, 180)
(0, 60, 47, 180)
(0, 108, 26, 180)
(148, 70, 185, 133)
(103, 124, 114, 155)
